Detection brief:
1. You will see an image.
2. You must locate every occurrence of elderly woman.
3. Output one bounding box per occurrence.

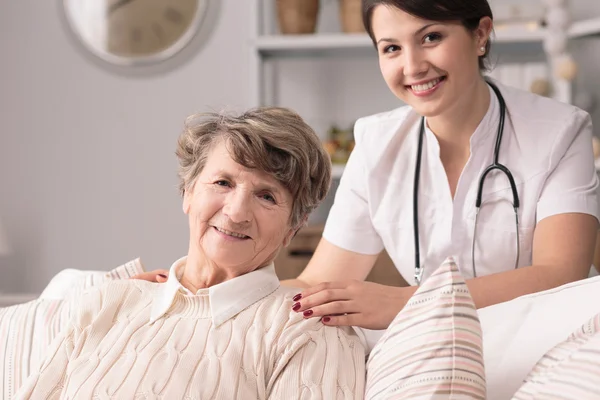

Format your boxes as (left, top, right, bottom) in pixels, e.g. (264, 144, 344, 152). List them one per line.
(15, 107, 366, 399)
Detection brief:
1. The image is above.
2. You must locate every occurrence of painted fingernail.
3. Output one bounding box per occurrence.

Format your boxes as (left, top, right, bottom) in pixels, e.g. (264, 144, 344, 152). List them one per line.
(292, 302, 301, 311)
(158, 274, 168, 279)
(322, 316, 331, 323)
(292, 294, 302, 302)
(303, 310, 313, 317)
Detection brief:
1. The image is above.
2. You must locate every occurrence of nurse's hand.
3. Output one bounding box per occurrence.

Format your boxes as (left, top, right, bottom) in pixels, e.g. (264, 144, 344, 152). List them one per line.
(131, 269, 169, 283)
(290, 281, 416, 330)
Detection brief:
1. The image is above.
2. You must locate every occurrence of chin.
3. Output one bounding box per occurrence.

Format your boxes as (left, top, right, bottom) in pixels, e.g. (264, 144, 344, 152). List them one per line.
(411, 103, 445, 119)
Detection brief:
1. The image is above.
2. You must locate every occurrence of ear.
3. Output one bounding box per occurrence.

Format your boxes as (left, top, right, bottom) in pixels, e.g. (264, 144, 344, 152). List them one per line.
(182, 185, 194, 215)
(283, 215, 308, 248)
(475, 16, 493, 49)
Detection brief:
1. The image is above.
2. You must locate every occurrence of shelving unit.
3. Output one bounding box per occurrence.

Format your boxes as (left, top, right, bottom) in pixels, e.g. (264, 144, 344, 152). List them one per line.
(569, 16, 600, 39)
(249, 2, 600, 177)
(254, 16, 600, 58)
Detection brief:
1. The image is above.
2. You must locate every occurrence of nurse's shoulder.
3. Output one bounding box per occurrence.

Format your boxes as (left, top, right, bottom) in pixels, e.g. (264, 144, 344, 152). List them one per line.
(352, 104, 420, 165)
(354, 105, 418, 143)
(500, 82, 591, 143)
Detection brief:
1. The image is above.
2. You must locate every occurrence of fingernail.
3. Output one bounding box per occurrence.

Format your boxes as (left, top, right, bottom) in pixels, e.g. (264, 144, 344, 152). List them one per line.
(158, 274, 167, 279)
(292, 302, 301, 312)
(303, 310, 313, 317)
(292, 294, 302, 302)
(322, 316, 330, 323)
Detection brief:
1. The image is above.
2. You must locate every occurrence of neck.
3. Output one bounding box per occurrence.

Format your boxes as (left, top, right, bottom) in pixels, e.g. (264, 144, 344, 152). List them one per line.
(180, 246, 233, 292)
(426, 77, 491, 151)
(180, 245, 275, 293)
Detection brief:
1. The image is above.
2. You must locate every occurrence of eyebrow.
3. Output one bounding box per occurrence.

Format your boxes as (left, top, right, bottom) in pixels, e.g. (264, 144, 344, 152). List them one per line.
(214, 171, 282, 195)
(376, 23, 441, 45)
(257, 183, 283, 197)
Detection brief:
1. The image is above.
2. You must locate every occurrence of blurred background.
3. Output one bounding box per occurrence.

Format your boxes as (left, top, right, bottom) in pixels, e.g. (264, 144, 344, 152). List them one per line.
(1, 0, 600, 296)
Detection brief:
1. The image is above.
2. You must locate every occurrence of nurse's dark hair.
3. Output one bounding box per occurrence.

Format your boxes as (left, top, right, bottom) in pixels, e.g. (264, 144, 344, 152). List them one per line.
(362, 0, 493, 71)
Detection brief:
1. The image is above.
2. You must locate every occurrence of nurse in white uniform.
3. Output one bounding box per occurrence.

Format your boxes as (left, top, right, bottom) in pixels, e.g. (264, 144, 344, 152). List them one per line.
(136, 0, 600, 331)
(287, 0, 600, 329)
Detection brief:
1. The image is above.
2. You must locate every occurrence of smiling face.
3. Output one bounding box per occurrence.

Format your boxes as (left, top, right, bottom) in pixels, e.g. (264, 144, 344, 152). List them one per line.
(183, 139, 296, 275)
(372, 5, 490, 118)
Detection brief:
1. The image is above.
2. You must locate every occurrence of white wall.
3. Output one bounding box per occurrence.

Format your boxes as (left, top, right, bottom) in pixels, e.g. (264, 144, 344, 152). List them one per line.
(0, 0, 256, 293)
(1, 0, 600, 294)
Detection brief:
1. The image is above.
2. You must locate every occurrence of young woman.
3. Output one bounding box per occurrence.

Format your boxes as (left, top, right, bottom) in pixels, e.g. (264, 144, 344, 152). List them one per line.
(137, 0, 599, 331)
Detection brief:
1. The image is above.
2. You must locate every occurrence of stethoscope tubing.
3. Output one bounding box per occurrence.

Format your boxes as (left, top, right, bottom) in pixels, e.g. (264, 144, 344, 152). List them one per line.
(413, 80, 520, 285)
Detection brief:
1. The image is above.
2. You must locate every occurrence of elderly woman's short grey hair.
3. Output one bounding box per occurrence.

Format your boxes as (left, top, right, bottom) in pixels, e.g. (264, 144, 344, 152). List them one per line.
(176, 107, 332, 228)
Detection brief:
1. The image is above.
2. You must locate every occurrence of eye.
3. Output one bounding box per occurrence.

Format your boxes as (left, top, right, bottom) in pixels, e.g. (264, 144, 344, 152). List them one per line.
(423, 32, 442, 44)
(382, 44, 401, 54)
(259, 192, 276, 204)
(214, 180, 231, 187)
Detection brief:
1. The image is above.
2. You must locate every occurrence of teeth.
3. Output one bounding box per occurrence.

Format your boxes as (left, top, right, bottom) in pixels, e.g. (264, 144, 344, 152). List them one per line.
(411, 78, 441, 93)
(215, 227, 248, 239)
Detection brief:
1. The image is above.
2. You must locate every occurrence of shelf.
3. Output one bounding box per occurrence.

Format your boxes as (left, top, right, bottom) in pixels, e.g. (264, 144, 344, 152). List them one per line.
(255, 31, 544, 58)
(332, 164, 345, 179)
(493, 24, 546, 42)
(570, 16, 600, 39)
(254, 17, 600, 58)
(255, 33, 373, 57)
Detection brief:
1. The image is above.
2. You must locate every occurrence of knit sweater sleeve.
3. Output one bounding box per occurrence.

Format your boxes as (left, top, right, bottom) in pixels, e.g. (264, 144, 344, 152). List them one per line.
(267, 323, 366, 399)
(14, 286, 105, 399)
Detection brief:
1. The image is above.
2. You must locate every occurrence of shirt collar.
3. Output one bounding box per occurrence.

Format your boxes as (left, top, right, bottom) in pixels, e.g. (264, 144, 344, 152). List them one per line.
(468, 80, 500, 148)
(149, 256, 280, 326)
(423, 80, 500, 151)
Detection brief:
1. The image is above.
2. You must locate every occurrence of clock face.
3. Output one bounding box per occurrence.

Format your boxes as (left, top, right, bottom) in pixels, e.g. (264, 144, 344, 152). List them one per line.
(63, 0, 206, 65)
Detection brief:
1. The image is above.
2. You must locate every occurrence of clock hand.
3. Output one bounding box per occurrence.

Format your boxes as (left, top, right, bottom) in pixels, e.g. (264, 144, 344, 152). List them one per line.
(108, 0, 135, 15)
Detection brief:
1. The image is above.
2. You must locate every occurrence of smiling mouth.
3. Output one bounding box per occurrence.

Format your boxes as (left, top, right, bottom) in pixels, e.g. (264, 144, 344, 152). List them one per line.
(406, 76, 446, 93)
(213, 226, 251, 239)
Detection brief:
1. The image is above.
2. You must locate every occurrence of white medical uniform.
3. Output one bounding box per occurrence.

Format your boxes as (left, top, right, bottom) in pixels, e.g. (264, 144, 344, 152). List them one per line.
(323, 81, 599, 285)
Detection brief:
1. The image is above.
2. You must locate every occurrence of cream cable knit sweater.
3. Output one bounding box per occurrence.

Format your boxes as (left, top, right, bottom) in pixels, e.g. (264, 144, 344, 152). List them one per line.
(15, 280, 365, 399)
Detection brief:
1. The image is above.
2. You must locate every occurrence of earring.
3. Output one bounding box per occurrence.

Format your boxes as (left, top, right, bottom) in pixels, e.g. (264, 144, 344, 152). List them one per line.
(480, 46, 486, 53)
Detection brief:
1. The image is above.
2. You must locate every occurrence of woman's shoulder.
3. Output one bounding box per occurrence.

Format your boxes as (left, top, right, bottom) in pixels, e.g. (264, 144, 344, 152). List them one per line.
(500, 82, 589, 126)
(258, 287, 361, 344)
(354, 105, 418, 141)
(499, 83, 592, 162)
(69, 280, 158, 326)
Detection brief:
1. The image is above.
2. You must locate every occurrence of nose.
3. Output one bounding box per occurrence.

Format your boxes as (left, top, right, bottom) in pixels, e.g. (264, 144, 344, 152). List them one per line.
(403, 48, 427, 78)
(223, 190, 252, 224)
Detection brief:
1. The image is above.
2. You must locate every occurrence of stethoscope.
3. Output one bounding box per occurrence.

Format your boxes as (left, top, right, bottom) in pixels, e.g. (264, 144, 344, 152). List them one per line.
(413, 80, 520, 285)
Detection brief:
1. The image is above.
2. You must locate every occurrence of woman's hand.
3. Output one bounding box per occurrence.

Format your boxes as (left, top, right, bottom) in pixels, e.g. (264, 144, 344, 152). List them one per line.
(130, 269, 169, 283)
(291, 280, 416, 330)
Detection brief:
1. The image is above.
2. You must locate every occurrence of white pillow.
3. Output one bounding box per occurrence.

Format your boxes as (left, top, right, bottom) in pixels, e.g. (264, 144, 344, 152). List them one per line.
(39, 258, 145, 300)
(39, 269, 104, 300)
(479, 275, 600, 400)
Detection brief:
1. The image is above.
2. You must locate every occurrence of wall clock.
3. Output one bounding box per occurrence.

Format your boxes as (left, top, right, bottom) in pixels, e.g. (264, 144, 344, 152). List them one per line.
(62, 0, 208, 66)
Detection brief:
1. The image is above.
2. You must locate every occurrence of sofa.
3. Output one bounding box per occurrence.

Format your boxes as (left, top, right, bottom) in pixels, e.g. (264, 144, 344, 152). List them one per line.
(1, 259, 600, 399)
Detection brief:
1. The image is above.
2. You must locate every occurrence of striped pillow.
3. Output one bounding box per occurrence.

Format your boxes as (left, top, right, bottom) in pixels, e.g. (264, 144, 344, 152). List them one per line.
(512, 312, 600, 399)
(0, 299, 69, 399)
(0, 258, 144, 400)
(366, 257, 486, 399)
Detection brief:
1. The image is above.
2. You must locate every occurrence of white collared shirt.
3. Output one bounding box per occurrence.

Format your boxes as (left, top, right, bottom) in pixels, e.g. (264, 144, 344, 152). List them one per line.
(324, 81, 599, 285)
(149, 256, 280, 326)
